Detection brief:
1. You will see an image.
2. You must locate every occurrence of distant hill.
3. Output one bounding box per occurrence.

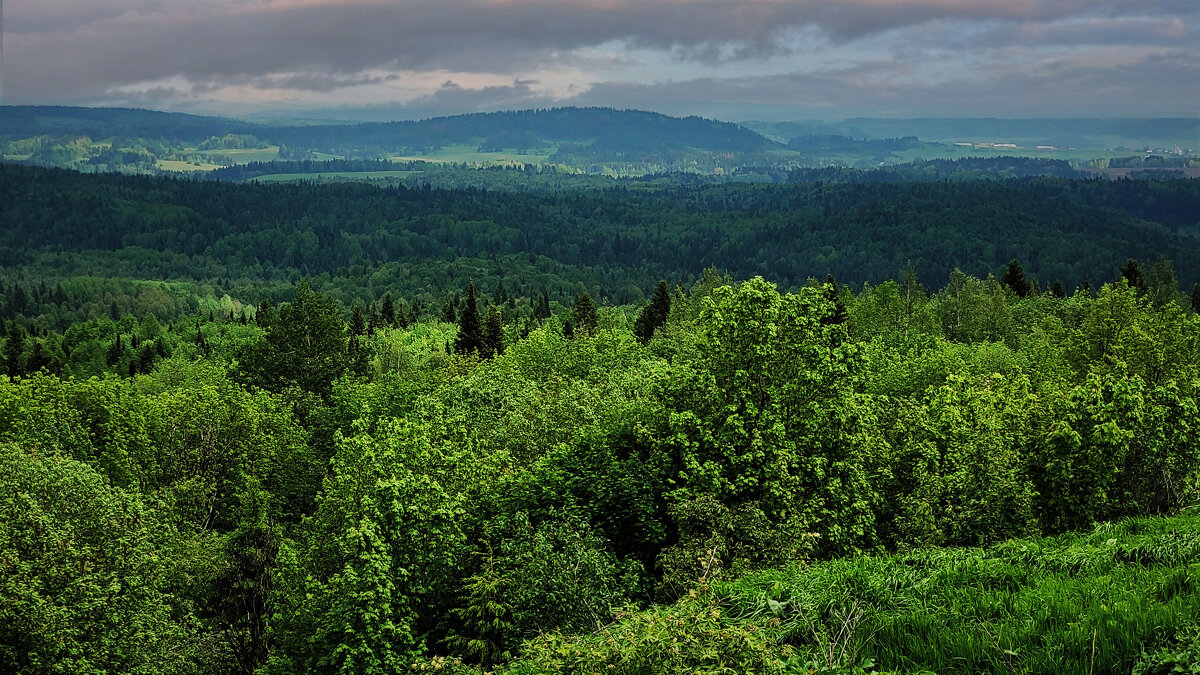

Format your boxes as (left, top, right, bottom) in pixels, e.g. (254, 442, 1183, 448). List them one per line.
(0, 106, 261, 142)
(0, 106, 781, 172)
(744, 118, 1200, 150)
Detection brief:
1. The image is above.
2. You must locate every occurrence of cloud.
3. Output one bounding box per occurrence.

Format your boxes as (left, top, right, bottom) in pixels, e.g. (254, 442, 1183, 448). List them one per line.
(4, 0, 1197, 117)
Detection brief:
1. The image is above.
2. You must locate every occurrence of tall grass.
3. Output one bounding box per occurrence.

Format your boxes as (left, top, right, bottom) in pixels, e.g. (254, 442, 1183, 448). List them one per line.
(718, 512, 1200, 674)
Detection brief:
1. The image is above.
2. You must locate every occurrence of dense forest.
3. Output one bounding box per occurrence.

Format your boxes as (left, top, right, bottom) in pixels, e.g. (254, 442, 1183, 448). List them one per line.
(3, 262, 1200, 673)
(2, 164, 1199, 333)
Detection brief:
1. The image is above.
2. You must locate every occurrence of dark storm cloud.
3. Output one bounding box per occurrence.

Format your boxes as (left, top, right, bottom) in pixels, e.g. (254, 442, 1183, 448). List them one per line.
(5, 0, 1198, 115)
(568, 48, 1199, 118)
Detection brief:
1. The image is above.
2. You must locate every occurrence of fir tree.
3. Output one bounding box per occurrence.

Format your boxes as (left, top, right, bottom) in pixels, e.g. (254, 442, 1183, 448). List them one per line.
(1120, 258, 1146, 294)
(441, 301, 457, 324)
(349, 301, 368, 337)
(1191, 283, 1200, 313)
(381, 293, 397, 327)
(572, 292, 598, 337)
(445, 543, 513, 669)
(4, 327, 27, 377)
(633, 281, 672, 344)
(483, 306, 505, 359)
(1051, 281, 1066, 298)
(821, 273, 849, 325)
(1001, 259, 1032, 298)
(455, 281, 485, 356)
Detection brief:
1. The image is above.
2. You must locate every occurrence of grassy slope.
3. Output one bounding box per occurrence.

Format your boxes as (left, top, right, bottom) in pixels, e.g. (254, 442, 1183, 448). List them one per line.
(508, 511, 1200, 674)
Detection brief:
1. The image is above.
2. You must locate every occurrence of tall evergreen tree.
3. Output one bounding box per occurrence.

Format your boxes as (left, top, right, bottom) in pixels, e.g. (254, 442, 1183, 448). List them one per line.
(381, 293, 397, 327)
(572, 292, 598, 337)
(349, 301, 368, 337)
(455, 281, 485, 356)
(1051, 281, 1066, 298)
(441, 301, 457, 324)
(4, 327, 27, 377)
(633, 281, 672, 344)
(1001, 259, 1032, 298)
(483, 306, 505, 359)
(1191, 283, 1200, 313)
(821, 273, 849, 325)
(1120, 258, 1146, 294)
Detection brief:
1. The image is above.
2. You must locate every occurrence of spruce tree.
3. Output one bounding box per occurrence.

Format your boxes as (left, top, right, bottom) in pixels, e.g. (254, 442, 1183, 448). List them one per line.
(381, 293, 397, 327)
(441, 301, 457, 324)
(571, 292, 598, 337)
(455, 281, 485, 356)
(821, 273, 849, 325)
(1001, 259, 1032, 298)
(349, 301, 368, 337)
(1051, 281, 1066, 298)
(1120, 258, 1146, 294)
(1192, 283, 1200, 313)
(4, 328, 27, 377)
(633, 280, 672, 344)
(483, 306, 505, 359)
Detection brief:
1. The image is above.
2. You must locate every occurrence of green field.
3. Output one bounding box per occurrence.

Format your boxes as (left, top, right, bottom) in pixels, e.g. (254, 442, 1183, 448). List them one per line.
(391, 143, 555, 164)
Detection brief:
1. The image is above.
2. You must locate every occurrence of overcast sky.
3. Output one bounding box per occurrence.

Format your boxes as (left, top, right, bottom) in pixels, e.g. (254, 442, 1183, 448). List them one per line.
(3, 0, 1198, 121)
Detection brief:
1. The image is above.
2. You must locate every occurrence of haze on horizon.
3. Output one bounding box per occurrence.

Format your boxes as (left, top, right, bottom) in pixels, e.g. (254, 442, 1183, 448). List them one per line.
(3, 0, 1198, 122)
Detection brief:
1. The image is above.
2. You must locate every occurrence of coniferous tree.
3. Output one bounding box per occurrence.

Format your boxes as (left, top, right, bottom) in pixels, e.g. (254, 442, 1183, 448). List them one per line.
(1120, 258, 1146, 294)
(1001, 259, 1032, 298)
(633, 281, 672, 344)
(381, 293, 397, 327)
(349, 301, 368, 337)
(105, 335, 124, 366)
(483, 306, 505, 359)
(821, 273, 849, 325)
(455, 281, 485, 356)
(1191, 283, 1200, 313)
(441, 301, 457, 324)
(572, 292, 598, 337)
(4, 327, 27, 377)
(1051, 281, 1066, 298)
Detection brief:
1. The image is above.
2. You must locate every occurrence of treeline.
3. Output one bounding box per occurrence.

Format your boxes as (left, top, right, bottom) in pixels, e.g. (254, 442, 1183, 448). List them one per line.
(209, 159, 431, 181)
(787, 156, 1084, 181)
(2, 267, 1199, 673)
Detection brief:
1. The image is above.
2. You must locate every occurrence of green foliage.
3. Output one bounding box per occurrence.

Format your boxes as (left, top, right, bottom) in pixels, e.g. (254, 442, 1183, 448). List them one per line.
(508, 584, 788, 675)
(0, 444, 189, 674)
(238, 281, 348, 398)
(661, 278, 879, 563)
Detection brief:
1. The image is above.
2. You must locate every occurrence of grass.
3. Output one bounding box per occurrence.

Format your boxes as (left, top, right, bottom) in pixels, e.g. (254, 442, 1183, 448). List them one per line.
(718, 511, 1200, 674)
(389, 143, 555, 164)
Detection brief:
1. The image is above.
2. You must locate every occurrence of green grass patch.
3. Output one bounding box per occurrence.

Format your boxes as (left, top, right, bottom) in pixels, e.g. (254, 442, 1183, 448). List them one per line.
(718, 512, 1200, 674)
(390, 143, 554, 164)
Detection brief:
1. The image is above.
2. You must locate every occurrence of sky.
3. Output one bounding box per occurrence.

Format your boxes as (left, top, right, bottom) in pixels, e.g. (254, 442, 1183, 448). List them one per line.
(3, 0, 1198, 121)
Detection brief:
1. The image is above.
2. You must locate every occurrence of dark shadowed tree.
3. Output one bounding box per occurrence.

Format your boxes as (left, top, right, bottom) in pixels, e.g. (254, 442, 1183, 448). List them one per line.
(483, 306, 505, 359)
(572, 292, 598, 337)
(1001, 259, 1032, 298)
(1120, 258, 1146, 295)
(633, 281, 672, 344)
(455, 281, 485, 356)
